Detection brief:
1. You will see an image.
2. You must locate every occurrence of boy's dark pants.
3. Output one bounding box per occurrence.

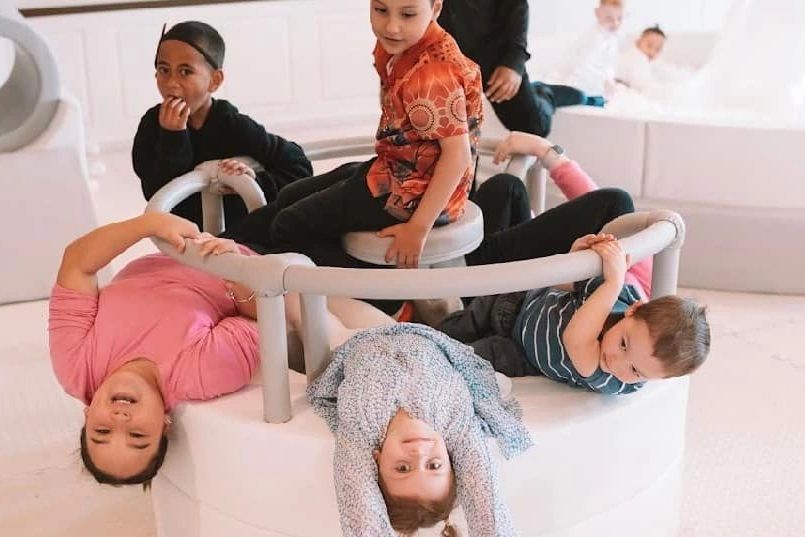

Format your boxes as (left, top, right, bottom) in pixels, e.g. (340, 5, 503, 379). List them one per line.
(225, 159, 399, 267)
(440, 291, 541, 377)
(468, 178, 635, 266)
(223, 160, 404, 313)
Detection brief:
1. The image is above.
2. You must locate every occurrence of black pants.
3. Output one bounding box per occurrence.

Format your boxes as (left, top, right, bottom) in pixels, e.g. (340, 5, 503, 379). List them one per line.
(226, 160, 396, 252)
(484, 67, 556, 137)
(467, 175, 634, 266)
(223, 160, 405, 313)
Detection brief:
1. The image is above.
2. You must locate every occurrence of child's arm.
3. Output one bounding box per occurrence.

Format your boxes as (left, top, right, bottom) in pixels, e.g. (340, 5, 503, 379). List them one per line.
(561, 238, 629, 377)
(238, 115, 314, 192)
(378, 133, 472, 268)
(494, 131, 598, 199)
(56, 213, 200, 296)
(132, 100, 195, 200)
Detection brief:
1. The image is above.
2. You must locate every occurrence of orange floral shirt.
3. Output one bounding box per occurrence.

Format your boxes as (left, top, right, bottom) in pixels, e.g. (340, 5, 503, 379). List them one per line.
(366, 22, 483, 224)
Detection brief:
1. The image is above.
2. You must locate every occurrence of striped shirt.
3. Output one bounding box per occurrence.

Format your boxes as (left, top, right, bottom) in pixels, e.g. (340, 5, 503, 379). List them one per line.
(512, 277, 644, 395)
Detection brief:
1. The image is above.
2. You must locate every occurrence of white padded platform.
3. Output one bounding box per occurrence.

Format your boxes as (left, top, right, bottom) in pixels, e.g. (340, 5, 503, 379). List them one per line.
(342, 201, 484, 266)
(152, 374, 689, 537)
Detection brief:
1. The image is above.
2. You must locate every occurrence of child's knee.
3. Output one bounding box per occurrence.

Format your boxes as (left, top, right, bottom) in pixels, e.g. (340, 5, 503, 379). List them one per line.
(597, 187, 635, 216)
(269, 208, 296, 246)
(479, 173, 527, 199)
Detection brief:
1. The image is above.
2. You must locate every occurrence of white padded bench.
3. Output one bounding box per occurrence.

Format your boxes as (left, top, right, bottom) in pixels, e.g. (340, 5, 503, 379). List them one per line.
(153, 374, 688, 537)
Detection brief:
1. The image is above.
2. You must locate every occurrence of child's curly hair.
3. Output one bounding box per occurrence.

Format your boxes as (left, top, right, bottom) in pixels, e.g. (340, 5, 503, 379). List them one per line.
(379, 470, 459, 536)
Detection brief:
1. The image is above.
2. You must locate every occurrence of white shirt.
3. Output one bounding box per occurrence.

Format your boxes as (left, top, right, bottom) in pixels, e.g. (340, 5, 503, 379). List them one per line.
(556, 25, 620, 95)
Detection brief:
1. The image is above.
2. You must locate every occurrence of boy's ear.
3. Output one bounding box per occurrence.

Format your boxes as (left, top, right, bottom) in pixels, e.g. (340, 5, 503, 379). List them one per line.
(624, 301, 644, 317)
(372, 448, 381, 462)
(431, 0, 444, 20)
(209, 69, 224, 92)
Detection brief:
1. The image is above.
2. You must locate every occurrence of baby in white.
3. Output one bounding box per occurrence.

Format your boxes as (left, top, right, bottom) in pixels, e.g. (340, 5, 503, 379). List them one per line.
(554, 0, 623, 98)
(617, 26, 690, 96)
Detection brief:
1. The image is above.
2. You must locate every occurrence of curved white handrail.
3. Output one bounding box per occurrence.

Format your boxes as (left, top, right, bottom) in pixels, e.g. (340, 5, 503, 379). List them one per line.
(147, 137, 684, 423)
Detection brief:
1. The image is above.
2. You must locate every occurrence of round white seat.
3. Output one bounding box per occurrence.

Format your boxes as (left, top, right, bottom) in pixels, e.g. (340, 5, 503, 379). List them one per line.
(152, 375, 689, 537)
(342, 201, 483, 266)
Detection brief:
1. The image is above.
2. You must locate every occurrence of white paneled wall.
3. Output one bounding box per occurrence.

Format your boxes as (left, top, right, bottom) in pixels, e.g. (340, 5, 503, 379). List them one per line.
(19, 0, 734, 149)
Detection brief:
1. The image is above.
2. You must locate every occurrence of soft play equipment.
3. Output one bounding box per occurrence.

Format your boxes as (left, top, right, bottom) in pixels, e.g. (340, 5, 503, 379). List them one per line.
(0, 0, 97, 303)
(145, 138, 690, 536)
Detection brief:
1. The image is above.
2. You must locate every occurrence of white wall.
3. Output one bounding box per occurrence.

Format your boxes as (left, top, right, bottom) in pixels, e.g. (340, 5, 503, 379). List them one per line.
(14, 0, 735, 149)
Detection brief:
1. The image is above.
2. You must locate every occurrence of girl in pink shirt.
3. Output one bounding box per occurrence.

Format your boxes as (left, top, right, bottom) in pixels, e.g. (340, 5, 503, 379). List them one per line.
(50, 212, 290, 487)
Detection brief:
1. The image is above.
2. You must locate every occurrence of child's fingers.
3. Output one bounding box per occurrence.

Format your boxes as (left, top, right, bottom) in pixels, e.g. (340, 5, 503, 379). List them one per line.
(384, 245, 398, 264)
(171, 234, 186, 253)
(493, 142, 511, 164)
(377, 225, 398, 238)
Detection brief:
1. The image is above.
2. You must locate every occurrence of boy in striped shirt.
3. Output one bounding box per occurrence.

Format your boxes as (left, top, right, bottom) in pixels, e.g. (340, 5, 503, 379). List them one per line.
(440, 132, 711, 395)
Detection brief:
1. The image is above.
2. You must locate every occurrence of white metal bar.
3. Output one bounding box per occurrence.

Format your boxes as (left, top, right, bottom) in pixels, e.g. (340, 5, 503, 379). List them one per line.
(258, 295, 291, 423)
(284, 220, 677, 299)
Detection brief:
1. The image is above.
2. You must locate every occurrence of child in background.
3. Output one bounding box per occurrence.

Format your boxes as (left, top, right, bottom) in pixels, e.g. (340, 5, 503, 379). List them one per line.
(552, 0, 625, 103)
(230, 0, 483, 269)
(439, 132, 711, 394)
(133, 21, 312, 230)
(617, 25, 691, 96)
(308, 319, 532, 536)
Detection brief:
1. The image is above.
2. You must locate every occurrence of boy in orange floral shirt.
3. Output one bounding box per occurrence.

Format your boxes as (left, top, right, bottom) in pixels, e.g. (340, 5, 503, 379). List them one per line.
(233, 0, 482, 269)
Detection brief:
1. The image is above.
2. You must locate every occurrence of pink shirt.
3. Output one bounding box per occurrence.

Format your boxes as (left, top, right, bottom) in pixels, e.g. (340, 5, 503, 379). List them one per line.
(48, 250, 259, 409)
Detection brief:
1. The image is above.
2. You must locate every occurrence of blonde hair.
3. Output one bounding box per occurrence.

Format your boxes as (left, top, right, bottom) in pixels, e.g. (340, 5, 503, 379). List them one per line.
(379, 471, 459, 536)
(600, 0, 623, 7)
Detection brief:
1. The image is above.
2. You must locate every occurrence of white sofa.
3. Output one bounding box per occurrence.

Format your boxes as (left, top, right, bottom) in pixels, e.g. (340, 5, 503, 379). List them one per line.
(482, 32, 805, 294)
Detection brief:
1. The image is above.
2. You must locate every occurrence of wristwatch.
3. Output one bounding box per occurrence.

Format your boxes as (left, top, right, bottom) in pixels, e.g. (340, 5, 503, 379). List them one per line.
(540, 143, 565, 168)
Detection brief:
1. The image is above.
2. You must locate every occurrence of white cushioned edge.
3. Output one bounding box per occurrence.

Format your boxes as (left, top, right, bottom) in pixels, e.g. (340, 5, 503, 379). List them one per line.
(152, 375, 688, 536)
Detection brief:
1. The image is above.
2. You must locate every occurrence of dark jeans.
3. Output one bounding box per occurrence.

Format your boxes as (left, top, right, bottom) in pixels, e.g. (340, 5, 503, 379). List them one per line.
(439, 292, 540, 377)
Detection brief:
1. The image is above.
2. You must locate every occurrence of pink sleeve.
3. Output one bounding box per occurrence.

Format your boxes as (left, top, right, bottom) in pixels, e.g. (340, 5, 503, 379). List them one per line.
(549, 160, 599, 201)
(47, 285, 96, 403)
(189, 316, 260, 400)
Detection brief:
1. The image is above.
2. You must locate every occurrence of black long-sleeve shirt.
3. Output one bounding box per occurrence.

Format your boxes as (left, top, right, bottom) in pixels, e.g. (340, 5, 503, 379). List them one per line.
(438, 0, 531, 75)
(132, 98, 313, 229)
